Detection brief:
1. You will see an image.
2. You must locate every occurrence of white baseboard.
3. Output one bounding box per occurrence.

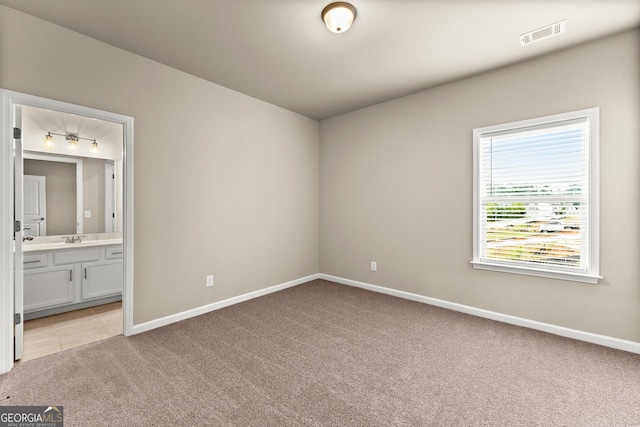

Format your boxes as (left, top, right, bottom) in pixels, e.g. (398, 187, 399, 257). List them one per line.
(131, 274, 320, 335)
(319, 274, 640, 354)
(130, 272, 640, 354)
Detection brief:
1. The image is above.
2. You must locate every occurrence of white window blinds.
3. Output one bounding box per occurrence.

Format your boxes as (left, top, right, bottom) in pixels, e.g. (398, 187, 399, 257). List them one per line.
(472, 109, 600, 283)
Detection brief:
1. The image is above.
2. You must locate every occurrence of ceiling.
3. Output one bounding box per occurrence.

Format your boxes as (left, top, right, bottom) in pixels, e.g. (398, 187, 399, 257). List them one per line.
(1, 0, 639, 120)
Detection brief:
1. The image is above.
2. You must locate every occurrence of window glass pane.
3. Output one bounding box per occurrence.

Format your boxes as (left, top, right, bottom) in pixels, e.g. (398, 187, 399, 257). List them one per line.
(482, 201, 586, 269)
(480, 119, 588, 199)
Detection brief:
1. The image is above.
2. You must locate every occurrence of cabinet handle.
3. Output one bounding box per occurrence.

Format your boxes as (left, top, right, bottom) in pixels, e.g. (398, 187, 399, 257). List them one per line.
(24, 260, 40, 264)
(69, 270, 72, 282)
(111, 251, 123, 255)
(84, 268, 87, 280)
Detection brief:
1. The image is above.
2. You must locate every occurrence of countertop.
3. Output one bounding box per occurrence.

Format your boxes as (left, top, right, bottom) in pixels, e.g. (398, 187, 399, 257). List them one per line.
(23, 238, 123, 252)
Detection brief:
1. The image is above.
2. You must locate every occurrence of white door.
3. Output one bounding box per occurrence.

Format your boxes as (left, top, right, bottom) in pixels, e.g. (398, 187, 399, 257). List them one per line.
(13, 107, 24, 361)
(23, 175, 47, 237)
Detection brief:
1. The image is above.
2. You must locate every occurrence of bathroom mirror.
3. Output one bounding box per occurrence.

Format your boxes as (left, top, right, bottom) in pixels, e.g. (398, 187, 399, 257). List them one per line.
(21, 105, 124, 238)
(22, 152, 122, 237)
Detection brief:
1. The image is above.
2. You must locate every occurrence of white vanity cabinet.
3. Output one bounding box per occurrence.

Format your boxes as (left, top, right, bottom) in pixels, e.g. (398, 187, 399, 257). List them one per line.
(23, 244, 123, 319)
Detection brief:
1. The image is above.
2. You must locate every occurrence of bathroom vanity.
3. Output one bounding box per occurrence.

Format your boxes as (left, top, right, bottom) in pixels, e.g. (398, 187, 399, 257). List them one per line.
(22, 235, 123, 320)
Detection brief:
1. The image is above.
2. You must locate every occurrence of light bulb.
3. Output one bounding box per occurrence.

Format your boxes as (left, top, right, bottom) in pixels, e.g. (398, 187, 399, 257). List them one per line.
(67, 136, 79, 152)
(43, 133, 54, 150)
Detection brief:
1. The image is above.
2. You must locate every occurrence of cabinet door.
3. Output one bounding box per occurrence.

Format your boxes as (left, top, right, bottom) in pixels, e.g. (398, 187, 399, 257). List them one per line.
(81, 260, 123, 300)
(24, 266, 74, 312)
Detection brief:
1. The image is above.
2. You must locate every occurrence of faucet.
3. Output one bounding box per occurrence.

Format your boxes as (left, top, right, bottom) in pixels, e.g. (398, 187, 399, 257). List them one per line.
(63, 235, 84, 243)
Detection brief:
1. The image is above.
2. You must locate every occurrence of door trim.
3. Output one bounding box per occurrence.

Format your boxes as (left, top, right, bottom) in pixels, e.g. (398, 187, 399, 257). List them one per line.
(0, 89, 134, 374)
(13, 106, 23, 361)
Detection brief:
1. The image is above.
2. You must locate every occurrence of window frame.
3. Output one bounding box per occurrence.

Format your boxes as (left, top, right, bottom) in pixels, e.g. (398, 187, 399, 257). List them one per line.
(472, 108, 601, 284)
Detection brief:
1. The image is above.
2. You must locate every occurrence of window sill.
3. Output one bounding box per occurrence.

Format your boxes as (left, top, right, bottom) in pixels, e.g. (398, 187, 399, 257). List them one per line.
(471, 260, 601, 284)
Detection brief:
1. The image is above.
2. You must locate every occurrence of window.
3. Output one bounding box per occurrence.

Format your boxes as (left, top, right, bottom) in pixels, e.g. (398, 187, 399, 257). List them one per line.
(472, 108, 600, 283)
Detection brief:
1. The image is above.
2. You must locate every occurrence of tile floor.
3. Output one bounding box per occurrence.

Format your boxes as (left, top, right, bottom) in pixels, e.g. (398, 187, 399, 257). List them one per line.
(20, 301, 122, 362)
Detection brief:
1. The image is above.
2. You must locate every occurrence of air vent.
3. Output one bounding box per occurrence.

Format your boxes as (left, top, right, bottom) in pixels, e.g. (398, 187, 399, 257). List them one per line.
(520, 20, 566, 46)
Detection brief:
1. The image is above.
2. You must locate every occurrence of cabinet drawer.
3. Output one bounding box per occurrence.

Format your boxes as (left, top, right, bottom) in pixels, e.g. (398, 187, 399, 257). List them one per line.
(54, 249, 100, 265)
(23, 254, 48, 269)
(105, 246, 123, 260)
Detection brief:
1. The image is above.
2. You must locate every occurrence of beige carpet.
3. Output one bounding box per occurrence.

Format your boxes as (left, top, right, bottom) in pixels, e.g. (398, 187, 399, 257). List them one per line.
(2, 279, 640, 426)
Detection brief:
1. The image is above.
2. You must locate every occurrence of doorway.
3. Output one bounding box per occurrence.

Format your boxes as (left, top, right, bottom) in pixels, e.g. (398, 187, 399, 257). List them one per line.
(0, 89, 134, 373)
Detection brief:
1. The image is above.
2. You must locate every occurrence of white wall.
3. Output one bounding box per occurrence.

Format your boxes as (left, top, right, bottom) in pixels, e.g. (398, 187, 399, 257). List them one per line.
(320, 29, 640, 342)
(0, 5, 320, 325)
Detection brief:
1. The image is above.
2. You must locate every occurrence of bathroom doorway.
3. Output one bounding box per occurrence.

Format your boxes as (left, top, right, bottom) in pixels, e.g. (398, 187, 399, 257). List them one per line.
(20, 105, 126, 361)
(0, 89, 134, 372)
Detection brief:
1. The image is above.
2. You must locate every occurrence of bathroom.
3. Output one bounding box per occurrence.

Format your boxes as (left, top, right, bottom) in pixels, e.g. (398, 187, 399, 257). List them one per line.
(18, 105, 124, 361)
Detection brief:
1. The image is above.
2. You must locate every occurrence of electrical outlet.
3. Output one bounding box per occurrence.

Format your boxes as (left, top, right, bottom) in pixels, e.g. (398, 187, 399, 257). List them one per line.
(206, 275, 214, 287)
(371, 261, 377, 271)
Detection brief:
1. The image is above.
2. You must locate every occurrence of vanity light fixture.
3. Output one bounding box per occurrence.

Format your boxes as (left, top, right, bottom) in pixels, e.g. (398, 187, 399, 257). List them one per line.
(43, 131, 98, 153)
(322, 2, 356, 33)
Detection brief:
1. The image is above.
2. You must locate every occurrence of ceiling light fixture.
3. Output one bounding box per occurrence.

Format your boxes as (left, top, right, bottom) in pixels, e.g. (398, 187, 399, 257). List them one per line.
(43, 131, 98, 153)
(322, 2, 356, 33)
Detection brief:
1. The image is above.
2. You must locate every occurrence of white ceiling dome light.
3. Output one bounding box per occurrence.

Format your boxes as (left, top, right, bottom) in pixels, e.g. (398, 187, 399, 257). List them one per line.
(322, 2, 357, 33)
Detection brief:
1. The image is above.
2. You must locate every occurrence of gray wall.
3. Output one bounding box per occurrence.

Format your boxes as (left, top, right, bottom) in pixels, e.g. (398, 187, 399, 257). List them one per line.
(320, 29, 640, 342)
(1, 6, 320, 325)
